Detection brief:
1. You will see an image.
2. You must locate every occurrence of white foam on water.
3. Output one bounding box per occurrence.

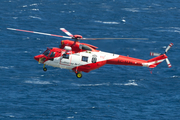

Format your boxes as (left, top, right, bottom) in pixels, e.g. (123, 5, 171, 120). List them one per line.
(31, 9, 39, 11)
(163, 46, 166, 49)
(22, 5, 27, 7)
(67, 116, 74, 119)
(171, 75, 179, 78)
(122, 8, 140, 12)
(71, 83, 110, 87)
(5, 113, 15, 118)
(29, 16, 41, 19)
(9, 115, 14, 118)
(13, 17, 18, 19)
(113, 80, 138, 86)
(24, 79, 52, 85)
(24, 51, 30, 53)
(29, 3, 38, 6)
(60, 10, 75, 13)
(122, 19, 126, 23)
(95, 20, 120, 24)
(0, 66, 14, 69)
(147, 27, 180, 33)
(72, 80, 138, 87)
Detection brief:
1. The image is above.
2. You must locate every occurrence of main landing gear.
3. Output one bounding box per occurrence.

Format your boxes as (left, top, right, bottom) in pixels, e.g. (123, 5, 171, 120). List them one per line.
(42, 64, 82, 78)
(76, 72, 82, 78)
(43, 64, 47, 71)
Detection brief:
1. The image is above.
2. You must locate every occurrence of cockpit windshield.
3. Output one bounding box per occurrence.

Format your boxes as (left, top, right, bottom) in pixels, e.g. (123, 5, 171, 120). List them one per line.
(43, 50, 50, 57)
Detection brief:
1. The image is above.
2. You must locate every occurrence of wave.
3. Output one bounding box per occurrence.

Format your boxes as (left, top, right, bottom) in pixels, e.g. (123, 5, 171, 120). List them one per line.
(29, 3, 38, 6)
(171, 75, 180, 78)
(29, 16, 41, 19)
(144, 27, 180, 33)
(13, 17, 18, 19)
(72, 80, 138, 87)
(95, 20, 120, 24)
(113, 80, 138, 86)
(22, 5, 27, 7)
(71, 83, 110, 87)
(67, 116, 74, 119)
(31, 9, 39, 11)
(24, 79, 52, 85)
(0, 66, 14, 69)
(122, 8, 140, 12)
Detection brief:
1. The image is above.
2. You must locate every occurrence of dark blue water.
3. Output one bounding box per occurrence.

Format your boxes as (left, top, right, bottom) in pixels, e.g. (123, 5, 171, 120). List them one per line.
(1, 0, 180, 119)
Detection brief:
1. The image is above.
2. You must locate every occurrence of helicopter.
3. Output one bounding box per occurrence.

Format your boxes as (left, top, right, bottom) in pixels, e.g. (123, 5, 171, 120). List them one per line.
(7, 28, 173, 78)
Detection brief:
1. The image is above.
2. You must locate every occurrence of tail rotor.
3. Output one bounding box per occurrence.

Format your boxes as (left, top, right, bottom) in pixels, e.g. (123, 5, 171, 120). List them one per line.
(149, 43, 173, 68)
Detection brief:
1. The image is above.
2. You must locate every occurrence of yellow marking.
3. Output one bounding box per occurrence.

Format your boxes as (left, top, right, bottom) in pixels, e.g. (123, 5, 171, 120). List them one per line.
(43, 64, 46, 68)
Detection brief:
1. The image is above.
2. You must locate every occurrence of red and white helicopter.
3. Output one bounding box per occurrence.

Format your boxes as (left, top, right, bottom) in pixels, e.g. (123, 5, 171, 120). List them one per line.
(7, 28, 173, 78)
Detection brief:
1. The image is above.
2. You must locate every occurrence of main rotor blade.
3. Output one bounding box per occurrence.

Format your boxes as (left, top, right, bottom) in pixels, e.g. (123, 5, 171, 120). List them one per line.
(80, 38, 148, 40)
(60, 28, 73, 37)
(7, 28, 72, 39)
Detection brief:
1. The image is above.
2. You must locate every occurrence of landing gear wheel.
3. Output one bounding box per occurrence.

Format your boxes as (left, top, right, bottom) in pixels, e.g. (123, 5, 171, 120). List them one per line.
(43, 67, 47, 71)
(76, 72, 82, 78)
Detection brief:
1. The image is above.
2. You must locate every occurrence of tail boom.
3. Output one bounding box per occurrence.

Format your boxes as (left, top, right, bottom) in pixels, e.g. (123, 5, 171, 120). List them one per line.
(106, 54, 169, 69)
(107, 43, 172, 69)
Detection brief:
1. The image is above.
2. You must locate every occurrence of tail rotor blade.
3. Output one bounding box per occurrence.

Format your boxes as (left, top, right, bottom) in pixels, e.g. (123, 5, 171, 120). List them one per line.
(165, 43, 173, 54)
(165, 58, 171, 68)
(150, 52, 161, 56)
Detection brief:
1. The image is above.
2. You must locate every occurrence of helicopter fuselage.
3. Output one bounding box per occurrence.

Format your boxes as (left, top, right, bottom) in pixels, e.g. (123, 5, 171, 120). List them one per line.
(34, 40, 170, 78)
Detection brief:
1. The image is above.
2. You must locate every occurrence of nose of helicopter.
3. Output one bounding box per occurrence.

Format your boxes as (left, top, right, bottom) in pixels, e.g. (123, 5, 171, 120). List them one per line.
(34, 55, 44, 62)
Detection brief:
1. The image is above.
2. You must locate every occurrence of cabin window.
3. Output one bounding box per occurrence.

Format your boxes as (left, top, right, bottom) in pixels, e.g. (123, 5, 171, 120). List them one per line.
(82, 56, 88, 62)
(63, 54, 69, 59)
(50, 52, 55, 57)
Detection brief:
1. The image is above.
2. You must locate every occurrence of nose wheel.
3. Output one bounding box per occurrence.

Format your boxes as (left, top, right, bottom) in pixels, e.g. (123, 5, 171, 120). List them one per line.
(76, 72, 82, 78)
(43, 64, 47, 71)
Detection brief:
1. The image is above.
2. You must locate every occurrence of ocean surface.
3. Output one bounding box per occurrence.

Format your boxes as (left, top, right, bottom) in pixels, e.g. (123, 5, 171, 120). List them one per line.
(0, 0, 180, 119)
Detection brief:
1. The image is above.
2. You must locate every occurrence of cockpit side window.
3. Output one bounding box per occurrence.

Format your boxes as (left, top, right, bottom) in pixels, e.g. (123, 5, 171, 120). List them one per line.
(50, 52, 55, 57)
(43, 50, 50, 57)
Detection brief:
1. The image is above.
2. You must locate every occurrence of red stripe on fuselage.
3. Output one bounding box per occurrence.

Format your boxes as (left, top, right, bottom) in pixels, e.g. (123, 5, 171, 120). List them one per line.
(72, 61, 107, 73)
(106, 55, 147, 66)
